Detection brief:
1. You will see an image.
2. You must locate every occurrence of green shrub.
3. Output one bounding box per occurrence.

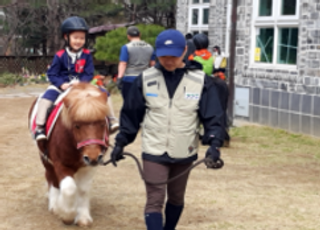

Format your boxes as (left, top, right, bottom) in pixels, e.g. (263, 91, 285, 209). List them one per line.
(94, 24, 165, 63)
(0, 72, 24, 86)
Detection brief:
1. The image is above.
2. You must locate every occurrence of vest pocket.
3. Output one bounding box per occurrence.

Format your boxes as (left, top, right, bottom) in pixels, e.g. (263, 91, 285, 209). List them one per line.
(142, 124, 165, 155)
(170, 128, 199, 158)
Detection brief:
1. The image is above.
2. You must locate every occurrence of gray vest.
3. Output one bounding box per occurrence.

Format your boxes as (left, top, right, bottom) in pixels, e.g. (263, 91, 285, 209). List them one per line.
(125, 40, 154, 76)
(141, 67, 205, 159)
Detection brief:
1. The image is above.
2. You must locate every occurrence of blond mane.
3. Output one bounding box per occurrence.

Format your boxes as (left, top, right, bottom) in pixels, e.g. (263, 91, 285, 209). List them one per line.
(61, 83, 109, 128)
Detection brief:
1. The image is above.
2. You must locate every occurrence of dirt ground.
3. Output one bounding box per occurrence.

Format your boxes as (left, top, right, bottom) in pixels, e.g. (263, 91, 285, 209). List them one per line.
(0, 94, 320, 230)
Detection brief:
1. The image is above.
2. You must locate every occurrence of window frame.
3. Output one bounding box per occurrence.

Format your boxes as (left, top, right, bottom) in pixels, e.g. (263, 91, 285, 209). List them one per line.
(250, 0, 300, 70)
(188, 1, 210, 35)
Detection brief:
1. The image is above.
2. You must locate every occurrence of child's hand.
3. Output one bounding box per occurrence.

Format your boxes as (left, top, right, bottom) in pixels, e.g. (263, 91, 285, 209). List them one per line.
(61, 83, 70, 90)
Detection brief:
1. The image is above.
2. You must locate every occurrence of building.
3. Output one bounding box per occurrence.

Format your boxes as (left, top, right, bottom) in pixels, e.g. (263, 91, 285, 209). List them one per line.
(176, 0, 320, 137)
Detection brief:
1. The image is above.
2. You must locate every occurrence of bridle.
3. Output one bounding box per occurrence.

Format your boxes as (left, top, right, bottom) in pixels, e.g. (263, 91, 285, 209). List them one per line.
(40, 119, 110, 165)
(76, 129, 109, 150)
(76, 119, 110, 152)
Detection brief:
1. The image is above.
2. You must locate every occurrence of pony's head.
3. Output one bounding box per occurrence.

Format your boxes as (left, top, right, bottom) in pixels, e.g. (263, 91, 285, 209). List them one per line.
(61, 83, 109, 166)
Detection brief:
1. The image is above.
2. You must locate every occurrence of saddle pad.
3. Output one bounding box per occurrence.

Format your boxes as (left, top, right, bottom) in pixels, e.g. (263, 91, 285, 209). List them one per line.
(30, 101, 64, 139)
(29, 88, 72, 139)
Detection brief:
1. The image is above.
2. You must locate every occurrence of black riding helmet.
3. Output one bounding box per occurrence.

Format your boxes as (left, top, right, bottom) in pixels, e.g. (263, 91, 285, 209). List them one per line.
(61, 16, 89, 50)
(193, 33, 209, 50)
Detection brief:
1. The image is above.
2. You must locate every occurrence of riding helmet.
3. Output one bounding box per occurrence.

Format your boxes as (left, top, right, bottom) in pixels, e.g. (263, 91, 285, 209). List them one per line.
(193, 33, 209, 50)
(61, 16, 89, 37)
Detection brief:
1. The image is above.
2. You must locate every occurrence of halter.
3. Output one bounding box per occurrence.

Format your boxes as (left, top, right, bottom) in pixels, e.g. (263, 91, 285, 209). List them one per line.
(76, 118, 110, 150)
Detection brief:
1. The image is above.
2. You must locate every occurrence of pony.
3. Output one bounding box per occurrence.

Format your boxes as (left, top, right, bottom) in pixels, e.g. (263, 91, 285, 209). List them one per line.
(28, 83, 110, 226)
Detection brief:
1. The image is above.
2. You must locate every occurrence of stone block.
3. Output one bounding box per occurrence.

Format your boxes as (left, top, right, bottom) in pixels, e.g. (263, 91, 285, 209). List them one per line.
(269, 109, 278, 128)
(279, 112, 290, 131)
(280, 92, 290, 110)
(290, 93, 301, 112)
(302, 95, 312, 115)
(313, 96, 320, 116)
(290, 113, 300, 133)
(301, 115, 312, 135)
(260, 108, 269, 126)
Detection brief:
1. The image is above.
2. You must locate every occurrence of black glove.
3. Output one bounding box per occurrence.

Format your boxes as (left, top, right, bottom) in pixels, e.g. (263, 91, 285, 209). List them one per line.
(110, 145, 125, 167)
(205, 146, 224, 169)
(116, 78, 123, 90)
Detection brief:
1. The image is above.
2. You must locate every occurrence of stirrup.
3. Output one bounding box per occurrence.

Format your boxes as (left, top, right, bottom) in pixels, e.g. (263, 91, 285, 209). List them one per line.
(35, 130, 47, 141)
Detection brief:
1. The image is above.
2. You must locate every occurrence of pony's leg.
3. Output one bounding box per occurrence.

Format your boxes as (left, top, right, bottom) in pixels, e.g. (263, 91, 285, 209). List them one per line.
(45, 166, 59, 214)
(48, 185, 59, 214)
(57, 176, 78, 225)
(74, 167, 97, 227)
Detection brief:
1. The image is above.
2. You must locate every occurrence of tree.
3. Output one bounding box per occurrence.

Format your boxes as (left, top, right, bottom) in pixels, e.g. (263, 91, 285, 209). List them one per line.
(1, 0, 126, 56)
(122, 0, 177, 28)
(94, 24, 164, 63)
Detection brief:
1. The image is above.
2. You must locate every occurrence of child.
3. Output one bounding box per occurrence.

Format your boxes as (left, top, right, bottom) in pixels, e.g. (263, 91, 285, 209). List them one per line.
(91, 70, 119, 132)
(35, 16, 118, 141)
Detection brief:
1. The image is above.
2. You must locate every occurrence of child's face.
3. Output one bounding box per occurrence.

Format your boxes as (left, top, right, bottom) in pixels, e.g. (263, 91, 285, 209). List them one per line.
(66, 31, 86, 51)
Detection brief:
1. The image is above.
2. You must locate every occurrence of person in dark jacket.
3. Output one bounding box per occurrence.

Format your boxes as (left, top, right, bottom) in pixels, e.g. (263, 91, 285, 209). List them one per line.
(184, 33, 196, 62)
(110, 29, 225, 230)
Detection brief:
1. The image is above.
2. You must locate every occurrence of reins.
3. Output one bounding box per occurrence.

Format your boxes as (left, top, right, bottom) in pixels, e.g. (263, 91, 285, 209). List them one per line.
(102, 145, 224, 186)
(39, 142, 224, 186)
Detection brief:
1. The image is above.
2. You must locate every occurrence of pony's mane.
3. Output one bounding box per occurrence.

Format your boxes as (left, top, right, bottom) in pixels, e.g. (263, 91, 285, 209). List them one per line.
(61, 83, 109, 128)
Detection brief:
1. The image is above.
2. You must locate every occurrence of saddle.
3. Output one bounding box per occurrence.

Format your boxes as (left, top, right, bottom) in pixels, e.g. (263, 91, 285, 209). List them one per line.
(30, 90, 69, 140)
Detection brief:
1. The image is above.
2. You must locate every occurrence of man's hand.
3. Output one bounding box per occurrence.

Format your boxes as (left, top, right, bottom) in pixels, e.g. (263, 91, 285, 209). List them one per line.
(205, 146, 224, 169)
(110, 145, 125, 167)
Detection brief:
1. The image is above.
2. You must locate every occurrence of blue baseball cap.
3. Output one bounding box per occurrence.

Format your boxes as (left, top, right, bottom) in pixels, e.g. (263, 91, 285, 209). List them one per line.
(155, 29, 186, 57)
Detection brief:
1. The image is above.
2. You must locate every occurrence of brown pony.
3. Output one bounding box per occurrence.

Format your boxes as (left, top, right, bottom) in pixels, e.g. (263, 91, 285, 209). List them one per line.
(28, 83, 110, 226)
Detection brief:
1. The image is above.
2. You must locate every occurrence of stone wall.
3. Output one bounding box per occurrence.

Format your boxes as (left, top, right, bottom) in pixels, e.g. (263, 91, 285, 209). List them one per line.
(175, 0, 320, 136)
(176, 0, 189, 35)
(208, 0, 228, 52)
(234, 0, 320, 137)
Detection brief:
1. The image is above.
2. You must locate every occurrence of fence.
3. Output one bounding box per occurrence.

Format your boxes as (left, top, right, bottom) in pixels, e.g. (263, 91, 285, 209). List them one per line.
(0, 56, 54, 75)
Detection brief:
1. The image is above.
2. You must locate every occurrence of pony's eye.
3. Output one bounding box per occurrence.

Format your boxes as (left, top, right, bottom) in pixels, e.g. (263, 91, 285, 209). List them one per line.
(75, 125, 80, 129)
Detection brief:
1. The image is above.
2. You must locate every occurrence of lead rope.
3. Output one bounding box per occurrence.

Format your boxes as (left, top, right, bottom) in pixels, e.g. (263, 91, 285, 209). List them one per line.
(102, 145, 224, 186)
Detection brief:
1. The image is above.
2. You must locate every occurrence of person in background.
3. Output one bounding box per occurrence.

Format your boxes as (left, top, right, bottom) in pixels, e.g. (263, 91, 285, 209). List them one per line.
(117, 26, 156, 100)
(184, 33, 196, 62)
(91, 70, 120, 133)
(212, 46, 227, 75)
(188, 33, 213, 76)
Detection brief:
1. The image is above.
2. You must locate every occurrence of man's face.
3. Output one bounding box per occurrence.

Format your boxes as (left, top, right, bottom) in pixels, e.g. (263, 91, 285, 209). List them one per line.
(158, 47, 187, 72)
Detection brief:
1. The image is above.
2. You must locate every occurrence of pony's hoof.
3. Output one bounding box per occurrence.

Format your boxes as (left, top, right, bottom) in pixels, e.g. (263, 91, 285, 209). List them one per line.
(76, 218, 93, 227)
(62, 218, 74, 225)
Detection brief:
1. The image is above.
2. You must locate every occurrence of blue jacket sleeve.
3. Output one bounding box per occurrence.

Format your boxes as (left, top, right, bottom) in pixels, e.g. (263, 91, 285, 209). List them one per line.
(119, 45, 129, 62)
(79, 54, 94, 82)
(199, 75, 226, 148)
(115, 75, 146, 147)
(47, 55, 64, 88)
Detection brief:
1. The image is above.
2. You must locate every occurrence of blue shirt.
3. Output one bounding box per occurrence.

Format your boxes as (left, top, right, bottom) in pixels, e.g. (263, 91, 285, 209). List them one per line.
(119, 45, 156, 83)
(47, 49, 94, 88)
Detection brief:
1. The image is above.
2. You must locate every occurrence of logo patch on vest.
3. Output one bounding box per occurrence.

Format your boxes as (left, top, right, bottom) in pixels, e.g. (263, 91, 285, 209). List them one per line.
(146, 93, 158, 97)
(185, 93, 200, 100)
(147, 81, 157, 87)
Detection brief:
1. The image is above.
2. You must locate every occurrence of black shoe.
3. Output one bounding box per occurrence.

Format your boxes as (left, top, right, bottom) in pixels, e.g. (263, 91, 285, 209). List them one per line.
(35, 129, 47, 141)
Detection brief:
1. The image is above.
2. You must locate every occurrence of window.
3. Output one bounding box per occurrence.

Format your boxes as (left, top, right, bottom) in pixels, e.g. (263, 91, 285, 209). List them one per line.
(192, 9, 199, 25)
(252, 0, 299, 67)
(188, 0, 210, 36)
